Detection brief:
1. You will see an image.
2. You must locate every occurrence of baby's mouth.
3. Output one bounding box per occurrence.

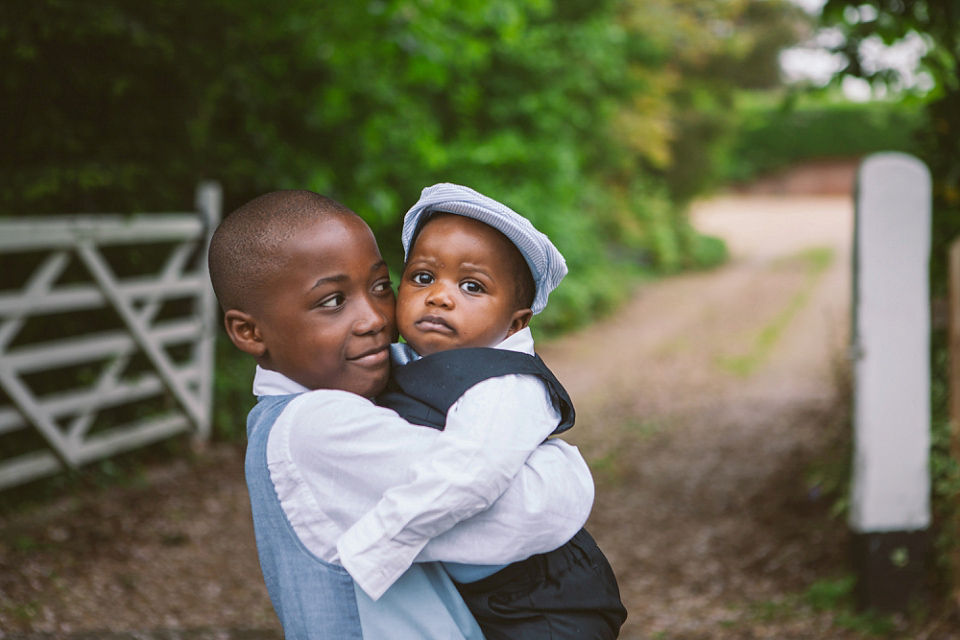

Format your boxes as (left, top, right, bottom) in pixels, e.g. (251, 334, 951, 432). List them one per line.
(415, 315, 455, 333)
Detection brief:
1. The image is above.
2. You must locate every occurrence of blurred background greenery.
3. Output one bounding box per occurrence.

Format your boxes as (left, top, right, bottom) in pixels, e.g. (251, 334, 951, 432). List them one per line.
(1, 0, 955, 450)
(0, 0, 814, 286)
(0, 0, 809, 441)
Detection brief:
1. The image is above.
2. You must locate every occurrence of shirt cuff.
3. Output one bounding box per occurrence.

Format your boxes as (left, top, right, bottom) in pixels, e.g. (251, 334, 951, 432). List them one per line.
(337, 516, 429, 601)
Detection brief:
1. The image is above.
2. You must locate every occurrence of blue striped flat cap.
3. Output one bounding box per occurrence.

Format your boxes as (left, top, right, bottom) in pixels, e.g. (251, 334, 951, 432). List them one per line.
(401, 183, 567, 315)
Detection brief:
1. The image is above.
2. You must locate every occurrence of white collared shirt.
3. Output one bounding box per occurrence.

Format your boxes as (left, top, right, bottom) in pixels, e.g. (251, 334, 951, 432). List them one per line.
(256, 342, 593, 600)
(335, 328, 592, 600)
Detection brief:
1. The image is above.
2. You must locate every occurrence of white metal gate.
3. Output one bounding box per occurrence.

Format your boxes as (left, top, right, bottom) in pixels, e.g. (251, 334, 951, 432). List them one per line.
(0, 183, 221, 489)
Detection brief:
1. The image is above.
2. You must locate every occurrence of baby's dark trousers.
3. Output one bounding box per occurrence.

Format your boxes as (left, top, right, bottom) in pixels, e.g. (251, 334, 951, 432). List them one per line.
(456, 528, 627, 640)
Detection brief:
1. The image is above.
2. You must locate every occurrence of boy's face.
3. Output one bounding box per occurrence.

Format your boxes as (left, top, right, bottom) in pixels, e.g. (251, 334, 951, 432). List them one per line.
(397, 214, 530, 356)
(243, 215, 396, 397)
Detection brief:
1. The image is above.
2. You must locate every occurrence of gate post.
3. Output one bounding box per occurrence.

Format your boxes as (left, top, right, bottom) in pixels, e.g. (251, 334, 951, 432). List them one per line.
(850, 152, 931, 612)
(195, 181, 222, 444)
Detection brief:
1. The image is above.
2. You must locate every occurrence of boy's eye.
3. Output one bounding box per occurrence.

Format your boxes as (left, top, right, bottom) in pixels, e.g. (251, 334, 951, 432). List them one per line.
(372, 279, 393, 294)
(412, 272, 434, 285)
(318, 294, 345, 308)
(460, 281, 484, 294)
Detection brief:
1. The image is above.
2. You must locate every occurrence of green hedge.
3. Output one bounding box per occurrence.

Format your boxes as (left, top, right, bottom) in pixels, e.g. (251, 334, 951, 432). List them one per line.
(718, 94, 927, 184)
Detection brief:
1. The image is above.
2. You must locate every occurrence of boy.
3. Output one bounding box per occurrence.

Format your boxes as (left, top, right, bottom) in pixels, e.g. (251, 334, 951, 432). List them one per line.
(208, 189, 596, 639)
(338, 183, 627, 639)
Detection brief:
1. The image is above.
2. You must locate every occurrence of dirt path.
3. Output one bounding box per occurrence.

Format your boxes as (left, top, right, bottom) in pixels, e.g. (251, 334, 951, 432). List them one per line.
(539, 194, 858, 638)
(3, 188, 956, 638)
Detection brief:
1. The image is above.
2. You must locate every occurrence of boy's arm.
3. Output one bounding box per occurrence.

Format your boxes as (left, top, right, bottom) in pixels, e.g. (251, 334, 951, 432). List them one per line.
(336, 374, 589, 600)
(280, 388, 591, 598)
(418, 437, 591, 561)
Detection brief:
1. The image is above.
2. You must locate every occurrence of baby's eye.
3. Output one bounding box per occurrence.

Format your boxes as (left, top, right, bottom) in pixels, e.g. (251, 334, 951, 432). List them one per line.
(318, 294, 345, 308)
(460, 281, 484, 294)
(412, 272, 434, 285)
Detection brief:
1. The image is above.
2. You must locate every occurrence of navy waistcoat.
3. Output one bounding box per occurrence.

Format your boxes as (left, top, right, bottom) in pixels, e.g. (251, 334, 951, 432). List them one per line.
(377, 347, 575, 435)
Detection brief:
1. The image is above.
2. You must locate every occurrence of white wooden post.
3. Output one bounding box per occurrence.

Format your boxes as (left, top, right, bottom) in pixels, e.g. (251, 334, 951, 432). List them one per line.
(850, 152, 931, 612)
(194, 181, 222, 444)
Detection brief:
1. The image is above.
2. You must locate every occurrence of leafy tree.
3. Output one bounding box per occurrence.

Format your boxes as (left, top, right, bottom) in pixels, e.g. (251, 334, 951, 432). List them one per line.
(0, 0, 806, 440)
(616, 0, 812, 203)
(820, 0, 960, 290)
(0, 0, 808, 247)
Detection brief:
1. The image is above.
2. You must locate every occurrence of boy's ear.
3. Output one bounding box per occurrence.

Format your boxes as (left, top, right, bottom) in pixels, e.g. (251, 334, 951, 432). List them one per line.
(506, 308, 533, 337)
(223, 309, 267, 357)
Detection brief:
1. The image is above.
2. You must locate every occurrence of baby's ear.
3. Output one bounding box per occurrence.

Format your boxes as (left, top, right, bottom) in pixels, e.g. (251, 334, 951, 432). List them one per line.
(224, 309, 267, 357)
(506, 308, 533, 337)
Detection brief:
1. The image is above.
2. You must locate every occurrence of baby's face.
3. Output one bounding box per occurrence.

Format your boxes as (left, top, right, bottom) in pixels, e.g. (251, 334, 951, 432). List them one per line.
(397, 214, 528, 356)
(253, 215, 396, 396)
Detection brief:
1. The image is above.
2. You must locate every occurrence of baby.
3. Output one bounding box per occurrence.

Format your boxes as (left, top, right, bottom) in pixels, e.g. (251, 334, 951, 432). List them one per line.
(339, 183, 627, 639)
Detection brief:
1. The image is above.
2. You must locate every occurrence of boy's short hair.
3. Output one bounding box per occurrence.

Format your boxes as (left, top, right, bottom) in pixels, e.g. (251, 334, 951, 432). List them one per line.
(208, 190, 354, 313)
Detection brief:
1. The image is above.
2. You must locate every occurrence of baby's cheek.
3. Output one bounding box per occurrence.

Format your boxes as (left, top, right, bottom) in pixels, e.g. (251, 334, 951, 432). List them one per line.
(394, 296, 416, 327)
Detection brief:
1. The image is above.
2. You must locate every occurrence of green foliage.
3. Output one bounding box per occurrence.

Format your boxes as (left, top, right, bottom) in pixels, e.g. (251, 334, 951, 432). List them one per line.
(0, 0, 811, 442)
(211, 337, 256, 442)
(726, 576, 897, 635)
(833, 609, 898, 637)
(804, 576, 855, 612)
(688, 233, 728, 271)
(929, 333, 960, 581)
(638, 0, 813, 202)
(819, 0, 960, 295)
(719, 93, 926, 184)
(805, 576, 898, 636)
(918, 91, 960, 296)
(821, 0, 959, 93)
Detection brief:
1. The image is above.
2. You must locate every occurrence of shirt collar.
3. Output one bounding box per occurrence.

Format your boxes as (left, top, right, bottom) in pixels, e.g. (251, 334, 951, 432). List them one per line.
(497, 326, 535, 355)
(252, 365, 310, 397)
(391, 326, 535, 365)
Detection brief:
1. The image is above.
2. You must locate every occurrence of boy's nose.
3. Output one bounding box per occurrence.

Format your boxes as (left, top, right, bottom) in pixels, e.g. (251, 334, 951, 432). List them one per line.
(354, 294, 389, 334)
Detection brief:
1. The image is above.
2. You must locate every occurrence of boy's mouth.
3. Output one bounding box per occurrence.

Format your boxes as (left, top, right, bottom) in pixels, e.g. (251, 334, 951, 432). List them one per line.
(415, 315, 454, 334)
(347, 344, 390, 366)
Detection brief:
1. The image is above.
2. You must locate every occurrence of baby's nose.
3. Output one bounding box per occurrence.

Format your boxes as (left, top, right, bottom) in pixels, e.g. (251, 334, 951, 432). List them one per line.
(425, 283, 454, 307)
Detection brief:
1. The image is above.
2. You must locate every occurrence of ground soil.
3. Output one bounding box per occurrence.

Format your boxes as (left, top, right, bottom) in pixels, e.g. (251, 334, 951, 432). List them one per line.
(2, 161, 959, 639)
